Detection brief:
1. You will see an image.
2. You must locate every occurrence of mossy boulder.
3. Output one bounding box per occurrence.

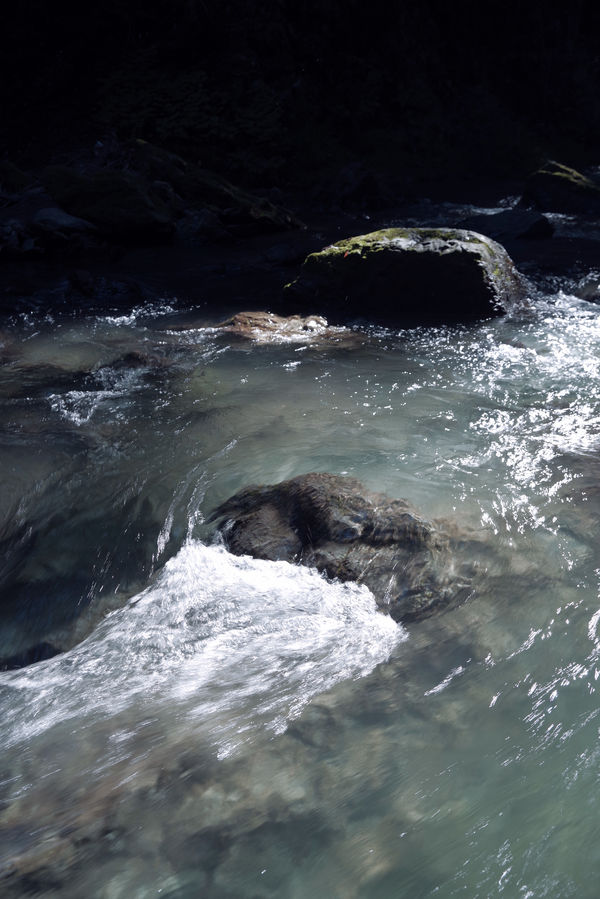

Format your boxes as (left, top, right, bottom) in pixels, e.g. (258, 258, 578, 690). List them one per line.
(285, 228, 526, 326)
(520, 161, 600, 215)
(42, 166, 175, 242)
(210, 472, 474, 623)
(127, 139, 304, 233)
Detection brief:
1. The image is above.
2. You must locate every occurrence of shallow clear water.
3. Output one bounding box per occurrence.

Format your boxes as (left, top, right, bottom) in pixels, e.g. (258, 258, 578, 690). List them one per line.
(2, 281, 600, 897)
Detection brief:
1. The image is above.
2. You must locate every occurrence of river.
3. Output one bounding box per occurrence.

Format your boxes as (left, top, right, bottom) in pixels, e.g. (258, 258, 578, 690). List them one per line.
(2, 226, 600, 896)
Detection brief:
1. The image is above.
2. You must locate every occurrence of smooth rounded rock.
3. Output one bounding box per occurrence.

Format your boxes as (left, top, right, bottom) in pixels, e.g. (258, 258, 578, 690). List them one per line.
(285, 227, 527, 326)
(211, 472, 475, 623)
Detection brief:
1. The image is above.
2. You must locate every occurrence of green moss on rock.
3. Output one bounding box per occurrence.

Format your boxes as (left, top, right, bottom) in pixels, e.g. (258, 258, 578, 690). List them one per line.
(520, 160, 600, 215)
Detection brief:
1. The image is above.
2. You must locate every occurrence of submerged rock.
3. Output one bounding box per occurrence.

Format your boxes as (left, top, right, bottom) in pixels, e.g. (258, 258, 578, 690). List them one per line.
(520, 160, 600, 215)
(285, 227, 526, 326)
(210, 472, 475, 623)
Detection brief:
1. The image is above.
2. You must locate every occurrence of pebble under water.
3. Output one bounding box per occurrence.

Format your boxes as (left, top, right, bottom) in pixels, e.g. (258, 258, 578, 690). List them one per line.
(2, 277, 600, 897)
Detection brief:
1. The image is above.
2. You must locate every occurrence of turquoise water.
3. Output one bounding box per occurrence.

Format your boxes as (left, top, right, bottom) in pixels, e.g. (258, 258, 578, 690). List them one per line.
(2, 284, 600, 896)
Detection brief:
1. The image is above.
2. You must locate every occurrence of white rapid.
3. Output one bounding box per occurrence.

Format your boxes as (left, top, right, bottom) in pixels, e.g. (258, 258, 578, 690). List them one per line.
(1, 543, 401, 758)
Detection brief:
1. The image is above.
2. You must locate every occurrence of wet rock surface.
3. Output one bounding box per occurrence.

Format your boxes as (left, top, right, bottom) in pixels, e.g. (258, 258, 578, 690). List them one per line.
(211, 472, 476, 623)
(215, 311, 330, 342)
(458, 208, 554, 241)
(285, 227, 527, 326)
(212, 310, 366, 347)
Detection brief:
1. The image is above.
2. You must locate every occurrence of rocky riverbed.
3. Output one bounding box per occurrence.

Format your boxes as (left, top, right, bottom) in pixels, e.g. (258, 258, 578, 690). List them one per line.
(2, 151, 600, 897)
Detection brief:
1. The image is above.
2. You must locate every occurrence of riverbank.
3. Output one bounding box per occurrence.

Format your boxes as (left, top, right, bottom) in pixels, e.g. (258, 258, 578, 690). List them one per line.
(3, 164, 599, 327)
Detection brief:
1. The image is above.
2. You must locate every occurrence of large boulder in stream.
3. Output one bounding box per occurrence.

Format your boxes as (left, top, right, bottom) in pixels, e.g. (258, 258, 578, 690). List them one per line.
(211, 472, 475, 623)
(520, 160, 600, 216)
(285, 228, 526, 326)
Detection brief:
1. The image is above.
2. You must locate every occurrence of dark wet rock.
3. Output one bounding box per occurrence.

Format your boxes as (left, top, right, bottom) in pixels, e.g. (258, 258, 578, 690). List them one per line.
(1, 209, 99, 260)
(0, 268, 147, 318)
(175, 208, 229, 245)
(0, 218, 39, 258)
(320, 161, 396, 210)
(285, 228, 527, 326)
(574, 273, 600, 303)
(31, 207, 97, 238)
(42, 165, 175, 242)
(66, 270, 146, 309)
(0, 181, 105, 262)
(520, 161, 600, 215)
(505, 235, 600, 279)
(108, 350, 163, 369)
(211, 472, 475, 623)
(36, 141, 304, 250)
(458, 208, 554, 241)
(93, 349, 173, 378)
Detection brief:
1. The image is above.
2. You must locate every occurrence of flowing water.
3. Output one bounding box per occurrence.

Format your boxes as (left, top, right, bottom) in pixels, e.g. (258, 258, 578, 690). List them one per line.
(2, 264, 600, 897)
